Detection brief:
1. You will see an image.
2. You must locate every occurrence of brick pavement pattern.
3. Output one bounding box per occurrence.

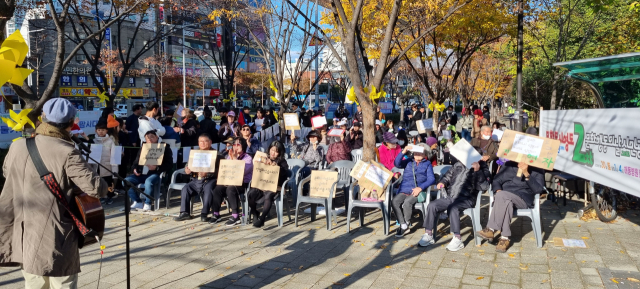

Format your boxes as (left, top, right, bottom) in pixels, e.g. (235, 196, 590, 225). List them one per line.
(1, 194, 639, 289)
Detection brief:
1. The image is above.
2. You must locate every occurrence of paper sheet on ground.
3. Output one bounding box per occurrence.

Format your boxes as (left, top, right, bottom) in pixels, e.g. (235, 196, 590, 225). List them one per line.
(449, 139, 482, 168)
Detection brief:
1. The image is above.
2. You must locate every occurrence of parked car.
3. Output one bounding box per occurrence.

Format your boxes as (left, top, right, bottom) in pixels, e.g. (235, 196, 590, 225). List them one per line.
(114, 104, 127, 118)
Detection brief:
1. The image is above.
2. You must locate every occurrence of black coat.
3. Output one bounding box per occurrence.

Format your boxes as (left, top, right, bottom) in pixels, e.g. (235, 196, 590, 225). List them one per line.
(349, 130, 363, 149)
(199, 118, 219, 143)
(492, 161, 545, 208)
(439, 161, 491, 200)
(409, 110, 423, 131)
(125, 113, 140, 145)
(180, 118, 199, 147)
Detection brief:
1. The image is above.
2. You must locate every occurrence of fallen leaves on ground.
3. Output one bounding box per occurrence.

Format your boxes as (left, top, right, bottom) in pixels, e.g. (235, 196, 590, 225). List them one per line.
(476, 276, 484, 280)
(628, 277, 640, 282)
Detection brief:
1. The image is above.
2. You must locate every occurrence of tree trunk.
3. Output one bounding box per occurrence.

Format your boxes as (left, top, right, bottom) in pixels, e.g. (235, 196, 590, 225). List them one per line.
(361, 100, 376, 162)
(549, 70, 560, 110)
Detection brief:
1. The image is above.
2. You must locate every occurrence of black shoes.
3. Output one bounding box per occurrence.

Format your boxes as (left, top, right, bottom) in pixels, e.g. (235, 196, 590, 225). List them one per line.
(395, 227, 407, 238)
(225, 217, 241, 226)
(208, 215, 220, 224)
(201, 215, 211, 222)
(253, 217, 264, 228)
(173, 212, 192, 221)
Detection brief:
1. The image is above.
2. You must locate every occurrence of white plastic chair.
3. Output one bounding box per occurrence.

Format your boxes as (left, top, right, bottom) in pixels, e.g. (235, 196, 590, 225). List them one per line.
(489, 190, 543, 248)
(166, 168, 188, 210)
(136, 172, 166, 211)
(350, 149, 363, 163)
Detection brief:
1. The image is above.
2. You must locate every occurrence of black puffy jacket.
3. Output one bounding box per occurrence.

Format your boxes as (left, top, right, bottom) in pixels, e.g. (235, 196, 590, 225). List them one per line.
(439, 161, 492, 200)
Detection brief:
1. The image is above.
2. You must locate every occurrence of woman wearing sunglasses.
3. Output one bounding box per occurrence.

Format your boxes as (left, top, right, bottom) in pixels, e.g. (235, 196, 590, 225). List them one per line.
(240, 124, 261, 157)
(247, 141, 288, 228)
(209, 137, 253, 226)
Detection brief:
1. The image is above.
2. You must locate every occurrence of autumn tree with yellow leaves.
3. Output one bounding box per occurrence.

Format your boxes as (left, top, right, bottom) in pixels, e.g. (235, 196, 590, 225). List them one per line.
(403, 0, 514, 123)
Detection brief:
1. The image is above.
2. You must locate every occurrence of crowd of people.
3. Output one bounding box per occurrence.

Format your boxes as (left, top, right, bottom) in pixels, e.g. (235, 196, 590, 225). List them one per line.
(0, 97, 546, 287)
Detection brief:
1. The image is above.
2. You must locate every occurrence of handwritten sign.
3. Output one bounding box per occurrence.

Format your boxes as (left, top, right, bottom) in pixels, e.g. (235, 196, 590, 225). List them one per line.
(349, 160, 392, 197)
(309, 170, 339, 198)
(253, 150, 268, 163)
(442, 130, 451, 140)
(217, 159, 245, 186)
(251, 162, 280, 192)
(139, 143, 166, 166)
(449, 139, 482, 169)
(327, 128, 345, 137)
(187, 150, 218, 172)
(283, 113, 300, 130)
(311, 116, 327, 128)
(497, 129, 560, 170)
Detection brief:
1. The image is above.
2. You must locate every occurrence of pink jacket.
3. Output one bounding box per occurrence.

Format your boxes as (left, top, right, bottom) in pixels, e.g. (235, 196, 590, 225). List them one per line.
(378, 144, 402, 171)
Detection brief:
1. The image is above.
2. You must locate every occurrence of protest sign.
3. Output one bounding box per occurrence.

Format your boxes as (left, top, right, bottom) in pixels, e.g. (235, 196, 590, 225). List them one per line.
(492, 129, 504, 141)
(217, 159, 245, 186)
(253, 150, 269, 163)
(327, 128, 345, 137)
(449, 139, 482, 169)
(442, 130, 452, 140)
(540, 107, 640, 196)
(187, 150, 218, 172)
(283, 113, 301, 130)
(349, 160, 393, 195)
(251, 162, 280, 192)
(138, 143, 166, 166)
(88, 144, 102, 164)
(497, 129, 560, 172)
(359, 162, 393, 194)
(311, 116, 327, 128)
(417, 119, 433, 134)
(110, 146, 123, 165)
(309, 170, 339, 198)
(407, 144, 425, 154)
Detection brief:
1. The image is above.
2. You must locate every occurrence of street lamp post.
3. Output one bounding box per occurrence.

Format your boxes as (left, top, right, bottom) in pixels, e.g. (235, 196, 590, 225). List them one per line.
(515, 0, 524, 132)
(182, 27, 187, 107)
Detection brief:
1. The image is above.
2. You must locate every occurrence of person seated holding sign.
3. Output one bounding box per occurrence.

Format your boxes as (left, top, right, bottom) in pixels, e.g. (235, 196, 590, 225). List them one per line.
(209, 136, 254, 226)
(290, 130, 324, 169)
(477, 127, 545, 253)
(247, 141, 289, 228)
(392, 143, 435, 237)
(126, 130, 173, 211)
(418, 157, 491, 251)
(174, 134, 217, 222)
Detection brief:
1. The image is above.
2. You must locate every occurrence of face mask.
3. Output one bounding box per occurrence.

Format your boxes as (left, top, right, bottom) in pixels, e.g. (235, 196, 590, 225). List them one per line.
(398, 140, 405, 146)
(311, 140, 318, 144)
(482, 135, 491, 140)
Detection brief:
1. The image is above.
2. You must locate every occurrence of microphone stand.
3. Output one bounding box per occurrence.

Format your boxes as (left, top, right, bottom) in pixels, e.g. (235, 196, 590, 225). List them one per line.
(76, 145, 154, 289)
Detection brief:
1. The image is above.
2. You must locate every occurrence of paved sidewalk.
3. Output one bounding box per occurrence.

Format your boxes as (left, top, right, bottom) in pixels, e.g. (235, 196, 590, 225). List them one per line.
(2, 193, 640, 289)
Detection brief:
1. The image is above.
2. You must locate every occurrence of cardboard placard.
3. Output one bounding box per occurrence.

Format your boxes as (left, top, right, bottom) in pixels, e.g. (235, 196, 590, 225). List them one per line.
(349, 160, 393, 194)
(360, 162, 393, 193)
(449, 139, 482, 169)
(187, 150, 218, 172)
(497, 129, 560, 170)
(311, 116, 327, 128)
(251, 162, 280, 192)
(492, 129, 504, 141)
(283, 113, 301, 130)
(217, 159, 245, 186)
(327, 128, 345, 137)
(309, 170, 339, 198)
(253, 150, 269, 163)
(139, 143, 166, 166)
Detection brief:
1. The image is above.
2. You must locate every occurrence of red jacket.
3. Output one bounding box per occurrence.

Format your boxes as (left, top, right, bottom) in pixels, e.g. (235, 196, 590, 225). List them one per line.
(326, 139, 351, 164)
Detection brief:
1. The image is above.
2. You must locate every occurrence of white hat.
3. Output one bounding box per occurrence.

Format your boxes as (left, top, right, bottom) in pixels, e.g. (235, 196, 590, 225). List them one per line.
(337, 120, 347, 126)
(375, 120, 382, 125)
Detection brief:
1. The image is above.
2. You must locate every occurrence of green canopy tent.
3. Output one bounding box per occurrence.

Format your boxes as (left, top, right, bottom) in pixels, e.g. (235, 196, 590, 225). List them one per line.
(554, 52, 640, 108)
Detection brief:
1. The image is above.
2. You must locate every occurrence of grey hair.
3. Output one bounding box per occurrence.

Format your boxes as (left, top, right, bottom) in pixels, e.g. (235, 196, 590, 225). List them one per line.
(481, 125, 492, 133)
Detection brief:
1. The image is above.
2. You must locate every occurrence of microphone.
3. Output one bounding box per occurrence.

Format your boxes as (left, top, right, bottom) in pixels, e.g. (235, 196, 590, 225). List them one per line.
(71, 135, 91, 153)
